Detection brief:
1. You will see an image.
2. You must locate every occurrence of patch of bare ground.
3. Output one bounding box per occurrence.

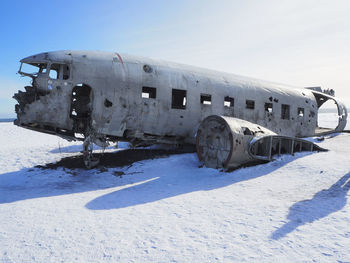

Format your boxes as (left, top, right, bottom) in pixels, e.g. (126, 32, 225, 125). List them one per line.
(35, 148, 195, 170)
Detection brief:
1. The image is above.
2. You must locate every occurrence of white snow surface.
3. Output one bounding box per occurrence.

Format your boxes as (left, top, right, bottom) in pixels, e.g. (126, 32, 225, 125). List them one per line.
(1, 116, 350, 262)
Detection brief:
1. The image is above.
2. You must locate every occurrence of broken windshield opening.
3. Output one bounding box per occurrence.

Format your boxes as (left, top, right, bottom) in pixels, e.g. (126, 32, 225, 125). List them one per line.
(19, 63, 47, 77)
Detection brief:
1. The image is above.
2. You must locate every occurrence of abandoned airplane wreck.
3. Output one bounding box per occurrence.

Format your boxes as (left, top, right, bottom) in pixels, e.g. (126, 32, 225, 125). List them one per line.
(13, 50, 348, 169)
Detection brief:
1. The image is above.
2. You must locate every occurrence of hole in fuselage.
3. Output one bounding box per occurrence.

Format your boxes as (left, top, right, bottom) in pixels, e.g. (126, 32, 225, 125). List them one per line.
(70, 84, 93, 134)
(104, 99, 113, 107)
(317, 99, 338, 129)
(70, 84, 92, 119)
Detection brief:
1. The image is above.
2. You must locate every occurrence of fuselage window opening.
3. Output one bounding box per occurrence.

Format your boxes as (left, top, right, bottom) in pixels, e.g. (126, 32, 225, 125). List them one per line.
(298, 107, 304, 117)
(264, 103, 273, 113)
(142, 86, 157, 99)
(63, 64, 70, 80)
(200, 94, 212, 105)
(41, 64, 47, 74)
(224, 96, 234, 107)
(246, 100, 255, 109)
(49, 63, 60, 79)
(281, 104, 290, 120)
(49, 63, 70, 80)
(172, 89, 187, 110)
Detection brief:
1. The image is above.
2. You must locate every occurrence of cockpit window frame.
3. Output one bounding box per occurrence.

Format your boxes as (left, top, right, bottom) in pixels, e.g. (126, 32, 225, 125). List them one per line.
(18, 61, 71, 80)
(48, 63, 71, 80)
(18, 62, 48, 77)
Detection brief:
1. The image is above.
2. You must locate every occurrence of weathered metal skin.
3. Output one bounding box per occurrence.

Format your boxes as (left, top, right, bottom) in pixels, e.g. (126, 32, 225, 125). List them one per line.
(196, 116, 276, 169)
(13, 50, 347, 168)
(196, 115, 327, 169)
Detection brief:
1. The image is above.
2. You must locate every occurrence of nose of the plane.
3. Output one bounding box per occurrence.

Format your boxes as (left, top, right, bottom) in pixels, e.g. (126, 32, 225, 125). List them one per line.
(20, 52, 49, 63)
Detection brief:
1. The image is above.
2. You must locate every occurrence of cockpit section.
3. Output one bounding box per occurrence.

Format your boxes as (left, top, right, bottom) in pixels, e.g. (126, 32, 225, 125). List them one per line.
(18, 62, 71, 91)
(15, 61, 72, 115)
(14, 56, 78, 142)
(18, 61, 71, 78)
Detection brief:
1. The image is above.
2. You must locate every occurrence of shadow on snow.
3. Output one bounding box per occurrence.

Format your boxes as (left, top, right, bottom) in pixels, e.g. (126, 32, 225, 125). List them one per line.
(0, 149, 320, 214)
(84, 153, 311, 210)
(271, 172, 350, 240)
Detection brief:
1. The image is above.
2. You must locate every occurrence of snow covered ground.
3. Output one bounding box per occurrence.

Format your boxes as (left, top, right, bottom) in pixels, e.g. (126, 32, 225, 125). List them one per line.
(1, 114, 350, 262)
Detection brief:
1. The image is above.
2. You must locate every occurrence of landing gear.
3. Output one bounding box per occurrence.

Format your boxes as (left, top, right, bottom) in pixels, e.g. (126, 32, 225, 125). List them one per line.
(83, 135, 100, 169)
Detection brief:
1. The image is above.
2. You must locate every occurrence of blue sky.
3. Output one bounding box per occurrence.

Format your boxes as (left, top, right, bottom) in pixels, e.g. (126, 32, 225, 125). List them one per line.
(1, 0, 350, 117)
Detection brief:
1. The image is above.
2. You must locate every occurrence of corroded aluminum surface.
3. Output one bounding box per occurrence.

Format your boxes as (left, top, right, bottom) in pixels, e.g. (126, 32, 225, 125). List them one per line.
(13, 50, 348, 168)
(196, 116, 275, 169)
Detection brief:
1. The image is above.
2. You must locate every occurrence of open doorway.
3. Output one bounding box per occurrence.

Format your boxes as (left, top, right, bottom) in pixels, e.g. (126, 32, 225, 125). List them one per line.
(70, 84, 92, 133)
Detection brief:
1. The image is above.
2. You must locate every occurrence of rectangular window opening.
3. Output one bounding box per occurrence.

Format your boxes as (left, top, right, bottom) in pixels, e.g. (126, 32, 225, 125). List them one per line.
(224, 96, 234, 107)
(246, 100, 255, 109)
(172, 89, 187, 109)
(41, 65, 47, 74)
(298, 107, 304, 117)
(281, 104, 290, 120)
(200, 94, 212, 105)
(49, 63, 61, 79)
(142, 86, 156, 99)
(62, 64, 70, 80)
(264, 103, 273, 113)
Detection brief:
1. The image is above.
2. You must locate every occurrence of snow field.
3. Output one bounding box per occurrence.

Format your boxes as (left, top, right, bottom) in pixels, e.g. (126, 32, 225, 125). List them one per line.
(0, 117, 350, 262)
